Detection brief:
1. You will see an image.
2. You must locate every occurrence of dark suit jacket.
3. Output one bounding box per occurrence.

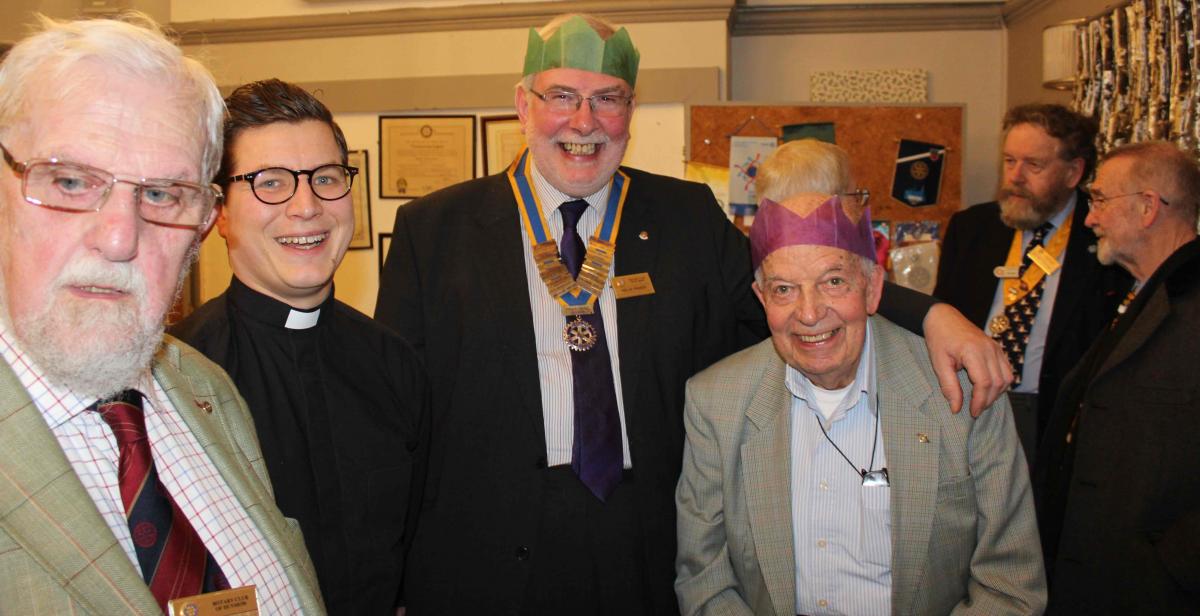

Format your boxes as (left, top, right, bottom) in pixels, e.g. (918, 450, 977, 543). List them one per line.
(934, 194, 1129, 440)
(375, 169, 767, 614)
(1035, 238, 1200, 613)
(376, 168, 939, 614)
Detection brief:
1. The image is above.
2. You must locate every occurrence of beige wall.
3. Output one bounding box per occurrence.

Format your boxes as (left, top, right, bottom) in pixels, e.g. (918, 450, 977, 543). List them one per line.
(731, 29, 1007, 207)
(1005, 0, 1111, 108)
(187, 17, 726, 316)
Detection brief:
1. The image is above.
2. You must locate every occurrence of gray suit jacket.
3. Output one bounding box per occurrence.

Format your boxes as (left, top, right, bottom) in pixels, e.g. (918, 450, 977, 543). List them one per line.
(676, 317, 1046, 615)
(0, 335, 325, 615)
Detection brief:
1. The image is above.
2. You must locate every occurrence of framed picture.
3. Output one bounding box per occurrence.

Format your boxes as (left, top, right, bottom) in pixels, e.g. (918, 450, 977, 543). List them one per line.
(481, 114, 526, 176)
(378, 232, 393, 277)
(379, 115, 476, 198)
(347, 149, 372, 249)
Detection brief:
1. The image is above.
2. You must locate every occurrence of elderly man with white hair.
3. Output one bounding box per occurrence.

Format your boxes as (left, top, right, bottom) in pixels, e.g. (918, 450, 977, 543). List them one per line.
(0, 14, 322, 614)
(675, 140, 1045, 616)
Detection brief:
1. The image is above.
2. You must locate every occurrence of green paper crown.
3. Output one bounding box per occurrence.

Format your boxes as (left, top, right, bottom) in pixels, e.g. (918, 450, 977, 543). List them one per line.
(522, 16, 641, 87)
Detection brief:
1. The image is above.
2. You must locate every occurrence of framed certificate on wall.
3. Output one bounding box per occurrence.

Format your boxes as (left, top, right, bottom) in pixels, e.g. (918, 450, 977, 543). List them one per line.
(347, 149, 372, 249)
(481, 115, 526, 176)
(379, 115, 476, 198)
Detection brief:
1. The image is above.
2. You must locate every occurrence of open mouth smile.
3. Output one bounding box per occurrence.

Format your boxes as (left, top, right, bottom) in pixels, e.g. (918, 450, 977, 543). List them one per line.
(277, 232, 328, 249)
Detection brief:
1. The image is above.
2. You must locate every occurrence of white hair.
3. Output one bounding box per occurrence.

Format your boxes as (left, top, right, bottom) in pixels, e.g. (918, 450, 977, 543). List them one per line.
(0, 12, 225, 182)
(755, 139, 851, 203)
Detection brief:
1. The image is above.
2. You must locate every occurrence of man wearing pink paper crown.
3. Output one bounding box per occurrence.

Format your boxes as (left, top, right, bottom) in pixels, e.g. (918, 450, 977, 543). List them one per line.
(676, 140, 1045, 615)
(376, 14, 1011, 614)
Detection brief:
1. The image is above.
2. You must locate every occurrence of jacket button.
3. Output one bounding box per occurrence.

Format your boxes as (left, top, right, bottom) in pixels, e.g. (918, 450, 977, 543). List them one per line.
(535, 456, 547, 469)
(515, 546, 530, 561)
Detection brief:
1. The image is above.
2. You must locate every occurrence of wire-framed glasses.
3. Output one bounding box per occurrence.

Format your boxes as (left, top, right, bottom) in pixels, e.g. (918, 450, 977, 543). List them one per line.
(1, 141, 221, 230)
(227, 164, 359, 205)
(528, 88, 634, 118)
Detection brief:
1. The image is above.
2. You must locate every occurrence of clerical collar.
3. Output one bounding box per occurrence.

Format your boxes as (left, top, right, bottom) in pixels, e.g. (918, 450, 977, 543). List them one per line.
(227, 276, 333, 330)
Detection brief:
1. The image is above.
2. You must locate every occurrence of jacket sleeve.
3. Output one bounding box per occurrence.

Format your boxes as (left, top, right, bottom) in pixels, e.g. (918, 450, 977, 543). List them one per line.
(952, 381, 1048, 614)
(675, 380, 755, 616)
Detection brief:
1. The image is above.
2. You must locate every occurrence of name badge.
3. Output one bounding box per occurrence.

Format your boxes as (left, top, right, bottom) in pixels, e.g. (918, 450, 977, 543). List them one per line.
(169, 585, 258, 616)
(1027, 245, 1061, 275)
(993, 265, 1020, 279)
(612, 273, 655, 299)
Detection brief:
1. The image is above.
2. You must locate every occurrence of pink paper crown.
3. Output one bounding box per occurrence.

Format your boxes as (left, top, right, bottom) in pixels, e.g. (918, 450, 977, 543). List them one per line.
(750, 195, 876, 271)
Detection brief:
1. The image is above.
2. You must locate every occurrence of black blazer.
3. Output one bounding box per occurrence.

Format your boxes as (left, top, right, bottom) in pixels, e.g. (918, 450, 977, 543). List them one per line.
(376, 169, 938, 614)
(1035, 239, 1200, 612)
(933, 194, 1129, 435)
(375, 169, 767, 614)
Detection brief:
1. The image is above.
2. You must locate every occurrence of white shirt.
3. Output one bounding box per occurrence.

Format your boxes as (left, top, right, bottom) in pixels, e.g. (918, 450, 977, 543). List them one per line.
(0, 322, 301, 614)
(523, 161, 632, 467)
(985, 195, 1077, 393)
(788, 322, 891, 615)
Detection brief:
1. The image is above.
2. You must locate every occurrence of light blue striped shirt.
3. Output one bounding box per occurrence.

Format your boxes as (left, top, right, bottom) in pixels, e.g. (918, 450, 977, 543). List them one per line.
(788, 322, 891, 615)
(521, 162, 631, 467)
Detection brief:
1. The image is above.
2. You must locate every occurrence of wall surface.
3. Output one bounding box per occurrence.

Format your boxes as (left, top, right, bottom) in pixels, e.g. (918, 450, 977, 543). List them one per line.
(731, 29, 1007, 207)
(1005, 0, 1112, 108)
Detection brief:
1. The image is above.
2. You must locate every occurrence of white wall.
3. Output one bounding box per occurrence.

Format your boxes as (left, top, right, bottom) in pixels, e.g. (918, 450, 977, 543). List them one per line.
(731, 29, 1006, 207)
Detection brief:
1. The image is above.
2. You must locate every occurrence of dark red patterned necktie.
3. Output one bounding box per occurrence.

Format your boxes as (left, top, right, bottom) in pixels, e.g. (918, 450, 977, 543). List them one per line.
(93, 390, 228, 610)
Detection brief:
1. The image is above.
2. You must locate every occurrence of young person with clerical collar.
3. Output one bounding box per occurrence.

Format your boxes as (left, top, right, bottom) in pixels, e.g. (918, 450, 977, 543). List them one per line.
(171, 79, 429, 616)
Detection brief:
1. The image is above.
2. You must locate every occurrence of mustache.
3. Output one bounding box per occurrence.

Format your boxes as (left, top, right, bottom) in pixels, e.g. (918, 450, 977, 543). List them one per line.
(54, 258, 146, 298)
(999, 185, 1033, 200)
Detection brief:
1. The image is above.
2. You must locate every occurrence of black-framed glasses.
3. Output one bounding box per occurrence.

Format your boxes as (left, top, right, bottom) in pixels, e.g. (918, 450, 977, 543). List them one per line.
(1082, 185, 1168, 212)
(0, 141, 221, 230)
(528, 88, 633, 118)
(227, 164, 358, 205)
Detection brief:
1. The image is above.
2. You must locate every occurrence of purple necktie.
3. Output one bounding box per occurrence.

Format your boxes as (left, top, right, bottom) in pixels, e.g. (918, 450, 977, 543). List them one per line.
(559, 200, 623, 501)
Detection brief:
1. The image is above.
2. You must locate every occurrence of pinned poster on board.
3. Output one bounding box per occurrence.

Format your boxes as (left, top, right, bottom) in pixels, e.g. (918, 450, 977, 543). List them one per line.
(728, 136, 778, 216)
(891, 139, 946, 207)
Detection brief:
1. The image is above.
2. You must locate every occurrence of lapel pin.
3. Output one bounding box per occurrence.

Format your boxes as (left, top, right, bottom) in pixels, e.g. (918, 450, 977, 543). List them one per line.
(195, 400, 213, 414)
(917, 433, 930, 443)
(638, 230, 649, 240)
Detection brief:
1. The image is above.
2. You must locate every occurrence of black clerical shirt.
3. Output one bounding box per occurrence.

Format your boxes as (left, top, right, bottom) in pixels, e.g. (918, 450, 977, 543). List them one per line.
(171, 277, 429, 615)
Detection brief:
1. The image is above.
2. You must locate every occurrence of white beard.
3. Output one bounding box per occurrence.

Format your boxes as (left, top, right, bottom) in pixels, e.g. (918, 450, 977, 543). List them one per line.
(9, 257, 163, 400)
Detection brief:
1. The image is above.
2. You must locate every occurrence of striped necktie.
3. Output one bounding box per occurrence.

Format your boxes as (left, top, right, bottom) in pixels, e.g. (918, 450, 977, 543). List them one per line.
(93, 390, 229, 610)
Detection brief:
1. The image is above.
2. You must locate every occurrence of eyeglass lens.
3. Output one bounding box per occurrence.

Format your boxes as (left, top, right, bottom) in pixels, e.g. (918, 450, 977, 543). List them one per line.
(23, 160, 214, 227)
(538, 90, 631, 117)
(251, 165, 354, 204)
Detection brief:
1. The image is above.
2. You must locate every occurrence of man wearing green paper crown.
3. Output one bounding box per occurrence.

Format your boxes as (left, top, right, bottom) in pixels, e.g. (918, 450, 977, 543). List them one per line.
(376, 13, 1012, 614)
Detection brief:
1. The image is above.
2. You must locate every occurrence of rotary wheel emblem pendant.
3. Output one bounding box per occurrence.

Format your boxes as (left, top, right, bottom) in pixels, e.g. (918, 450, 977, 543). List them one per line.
(563, 316, 598, 352)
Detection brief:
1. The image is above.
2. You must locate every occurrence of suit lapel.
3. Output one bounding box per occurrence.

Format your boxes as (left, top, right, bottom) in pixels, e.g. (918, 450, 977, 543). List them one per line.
(872, 319, 941, 615)
(1093, 285, 1169, 384)
(613, 171, 660, 439)
(1044, 193, 1101, 354)
(472, 177, 548, 445)
(0, 362, 159, 614)
(739, 352, 797, 616)
(962, 212, 1013, 327)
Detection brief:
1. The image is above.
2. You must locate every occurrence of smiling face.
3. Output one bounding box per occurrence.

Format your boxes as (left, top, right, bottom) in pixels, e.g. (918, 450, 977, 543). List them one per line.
(516, 67, 633, 197)
(0, 71, 208, 397)
(998, 123, 1083, 230)
(753, 245, 883, 389)
(217, 119, 353, 309)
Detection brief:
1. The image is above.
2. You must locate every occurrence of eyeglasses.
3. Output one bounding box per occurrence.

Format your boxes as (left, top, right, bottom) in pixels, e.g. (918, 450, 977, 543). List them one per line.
(840, 188, 871, 209)
(1, 142, 221, 230)
(528, 88, 634, 118)
(1082, 186, 1168, 212)
(227, 164, 358, 205)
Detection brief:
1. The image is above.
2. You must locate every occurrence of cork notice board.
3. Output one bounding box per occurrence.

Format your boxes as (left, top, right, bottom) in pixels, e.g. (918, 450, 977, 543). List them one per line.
(688, 104, 963, 233)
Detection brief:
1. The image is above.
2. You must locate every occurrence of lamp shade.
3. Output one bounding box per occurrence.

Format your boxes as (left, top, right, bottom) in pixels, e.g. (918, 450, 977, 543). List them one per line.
(1043, 19, 1083, 90)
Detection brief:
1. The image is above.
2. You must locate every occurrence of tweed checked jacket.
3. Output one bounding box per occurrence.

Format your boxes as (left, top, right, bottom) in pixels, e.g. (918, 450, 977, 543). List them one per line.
(0, 335, 325, 615)
(675, 316, 1046, 615)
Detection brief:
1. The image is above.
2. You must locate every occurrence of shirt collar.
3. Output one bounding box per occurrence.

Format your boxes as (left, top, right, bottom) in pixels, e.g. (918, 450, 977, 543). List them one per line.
(1027, 191, 1076, 243)
(784, 320, 877, 420)
(227, 276, 331, 330)
(0, 319, 123, 427)
(528, 158, 612, 218)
